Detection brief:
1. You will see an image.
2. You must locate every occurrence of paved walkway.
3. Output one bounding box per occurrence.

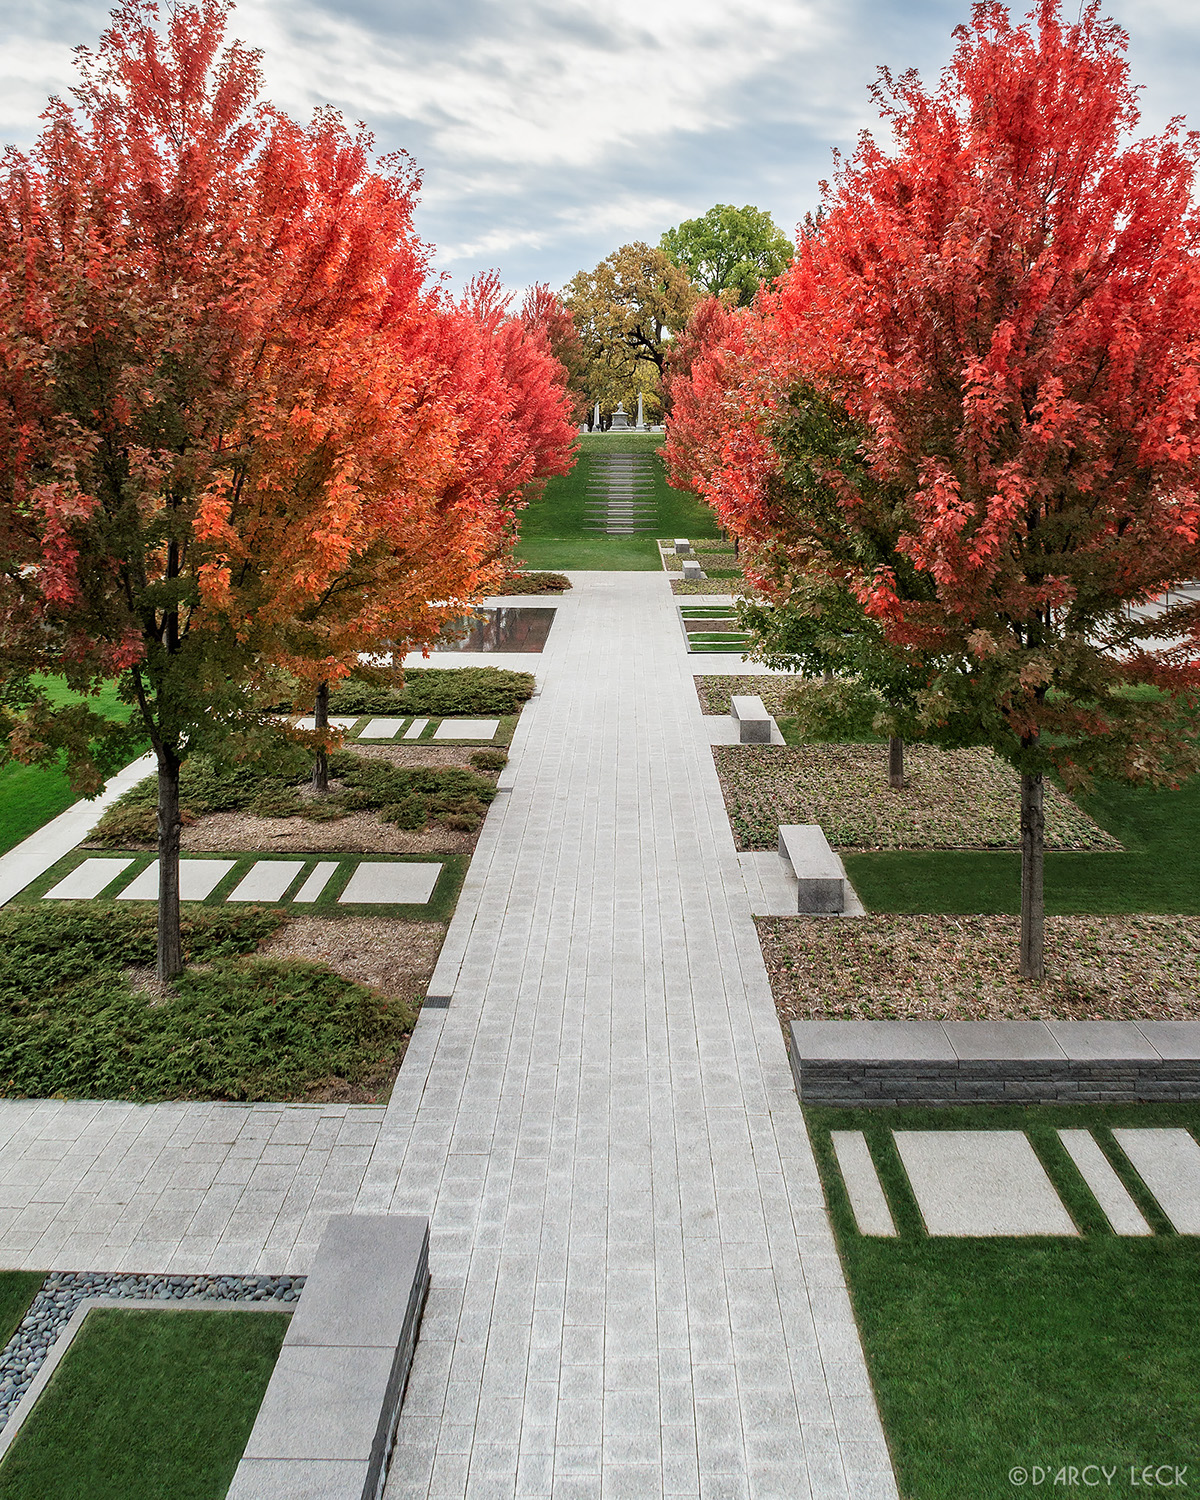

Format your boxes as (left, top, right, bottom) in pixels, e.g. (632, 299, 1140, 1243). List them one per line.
(368, 573, 894, 1500)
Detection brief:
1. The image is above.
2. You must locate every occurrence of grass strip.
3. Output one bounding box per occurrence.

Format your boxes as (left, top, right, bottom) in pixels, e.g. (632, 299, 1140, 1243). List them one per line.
(807, 1101, 1200, 1499)
(0, 1307, 289, 1500)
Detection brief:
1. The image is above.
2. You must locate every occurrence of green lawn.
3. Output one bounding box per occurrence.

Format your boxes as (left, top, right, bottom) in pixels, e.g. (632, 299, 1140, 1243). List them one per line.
(0, 1306, 289, 1500)
(808, 1101, 1200, 1500)
(844, 771, 1200, 914)
(515, 435, 720, 570)
(0, 678, 140, 857)
(0, 1274, 43, 1351)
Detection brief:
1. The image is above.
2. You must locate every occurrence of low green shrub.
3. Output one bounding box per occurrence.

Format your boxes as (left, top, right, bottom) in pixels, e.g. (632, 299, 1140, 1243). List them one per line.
(328, 666, 535, 716)
(470, 749, 508, 771)
(334, 754, 497, 832)
(0, 907, 410, 1101)
(496, 571, 571, 594)
(91, 746, 498, 840)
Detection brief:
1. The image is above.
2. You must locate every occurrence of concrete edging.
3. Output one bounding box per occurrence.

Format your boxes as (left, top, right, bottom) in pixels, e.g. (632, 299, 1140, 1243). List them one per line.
(790, 1019, 1200, 1105)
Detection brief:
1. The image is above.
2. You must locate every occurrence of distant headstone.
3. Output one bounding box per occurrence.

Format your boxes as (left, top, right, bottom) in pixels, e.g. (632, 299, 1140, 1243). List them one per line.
(635, 392, 645, 430)
(610, 403, 631, 430)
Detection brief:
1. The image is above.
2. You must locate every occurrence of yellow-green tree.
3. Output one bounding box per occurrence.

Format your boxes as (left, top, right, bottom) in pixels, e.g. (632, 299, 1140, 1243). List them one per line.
(564, 243, 695, 420)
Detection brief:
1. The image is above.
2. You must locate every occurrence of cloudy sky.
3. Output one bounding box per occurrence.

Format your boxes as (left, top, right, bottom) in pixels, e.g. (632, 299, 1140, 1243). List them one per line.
(2, 0, 1197, 295)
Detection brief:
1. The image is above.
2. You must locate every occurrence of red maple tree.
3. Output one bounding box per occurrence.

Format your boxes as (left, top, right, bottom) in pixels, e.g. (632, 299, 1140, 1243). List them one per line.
(669, 0, 1200, 976)
(0, 0, 574, 975)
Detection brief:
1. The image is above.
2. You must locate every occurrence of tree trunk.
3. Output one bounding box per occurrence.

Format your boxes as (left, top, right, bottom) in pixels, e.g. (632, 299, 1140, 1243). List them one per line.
(156, 743, 184, 982)
(888, 734, 904, 789)
(1020, 769, 1045, 980)
(311, 680, 330, 794)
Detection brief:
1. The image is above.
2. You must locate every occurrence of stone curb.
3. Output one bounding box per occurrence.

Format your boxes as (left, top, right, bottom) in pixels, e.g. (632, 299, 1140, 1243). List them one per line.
(789, 1019, 1200, 1105)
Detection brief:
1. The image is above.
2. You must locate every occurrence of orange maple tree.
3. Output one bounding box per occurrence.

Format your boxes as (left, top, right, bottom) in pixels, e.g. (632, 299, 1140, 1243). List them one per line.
(0, 0, 574, 976)
(669, 0, 1200, 976)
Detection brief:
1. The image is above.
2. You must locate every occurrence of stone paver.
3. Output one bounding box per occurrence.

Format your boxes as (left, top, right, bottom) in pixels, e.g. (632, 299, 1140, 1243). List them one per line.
(895, 1131, 1077, 1236)
(1113, 1128, 1200, 1233)
(366, 572, 896, 1500)
(294, 861, 340, 903)
(116, 858, 236, 902)
(1057, 1130, 1150, 1236)
(338, 862, 442, 906)
(228, 860, 306, 903)
(44, 858, 134, 900)
(830, 1133, 896, 1238)
(0, 1099, 386, 1273)
(360, 718, 408, 739)
(432, 719, 499, 741)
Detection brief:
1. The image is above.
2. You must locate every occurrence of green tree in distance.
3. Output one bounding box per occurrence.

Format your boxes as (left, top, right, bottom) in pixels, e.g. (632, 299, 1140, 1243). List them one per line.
(660, 204, 793, 307)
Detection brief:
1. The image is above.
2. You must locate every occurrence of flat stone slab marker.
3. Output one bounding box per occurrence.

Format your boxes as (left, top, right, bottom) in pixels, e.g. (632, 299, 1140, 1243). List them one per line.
(1058, 1129, 1151, 1236)
(338, 862, 441, 906)
(116, 858, 236, 902)
(894, 1130, 1078, 1236)
(43, 857, 134, 900)
(1113, 1128, 1200, 1233)
(227, 860, 306, 903)
(360, 718, 407, 740)
(831, 1130, 897, 1236)
(294, 861, 340, 903)
(431, 719, 498, 741)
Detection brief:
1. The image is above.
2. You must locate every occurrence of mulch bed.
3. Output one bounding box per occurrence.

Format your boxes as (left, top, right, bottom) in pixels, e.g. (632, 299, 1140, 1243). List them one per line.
(695, 674, 801, 714)
(713, 742, 1120, 851)
(758, 913, 1200, 1021)
(671, 579, 761, 597)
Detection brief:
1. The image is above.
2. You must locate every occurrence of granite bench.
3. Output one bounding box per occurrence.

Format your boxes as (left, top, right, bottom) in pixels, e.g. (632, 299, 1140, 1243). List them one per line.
(729, 694, 773, 744)
(789, 1019, 1200, 1106)
(681, 559, 706, 582)
(673, 537, 692, 555)
(778, 824, 846, 913)
(227, 1214, 430, 1500)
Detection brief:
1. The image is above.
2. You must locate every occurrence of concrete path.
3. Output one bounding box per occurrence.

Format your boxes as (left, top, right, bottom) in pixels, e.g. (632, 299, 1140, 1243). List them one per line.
(368, 573, 895, 1500)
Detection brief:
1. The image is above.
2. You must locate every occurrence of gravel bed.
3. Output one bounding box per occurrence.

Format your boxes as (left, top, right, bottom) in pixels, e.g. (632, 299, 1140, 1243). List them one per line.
(758, 913, 1200, 1022)
(259, 916, 444, 1004)
(671, 578, 761, 597)
(713, 742, 1120, 851)
(179, 810, 476, 855)
(695, 675, 803, 714)
(0, 1271, 303, 1430)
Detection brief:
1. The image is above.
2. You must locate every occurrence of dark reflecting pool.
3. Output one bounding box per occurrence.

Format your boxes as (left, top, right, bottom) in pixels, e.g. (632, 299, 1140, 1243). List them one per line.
(437, 607, 556, 652)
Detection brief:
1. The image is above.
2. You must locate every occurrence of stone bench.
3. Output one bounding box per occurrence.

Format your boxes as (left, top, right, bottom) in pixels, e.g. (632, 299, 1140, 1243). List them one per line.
(729, 694, 772, 744)
(681, 559, 706, 582)
(674, 537, 692, 555)
(228, 1214, 430, 1500)
(778, 823, 846, 912)
(788, 1019, 1200, 1106)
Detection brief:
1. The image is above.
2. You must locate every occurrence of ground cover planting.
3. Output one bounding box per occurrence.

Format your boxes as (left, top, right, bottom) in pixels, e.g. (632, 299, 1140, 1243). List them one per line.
(0, 906, 414, 1102)
(327, 666, 534, 716)
(806, 1101, 1200, 1500)
(493, 571, 572, 594)
(761, 913, 1200, 1021)
(715, 743, 1119, 851)
(0, 1305, 289, 1500)
(517, 436, 719, 571)
(694, 674, 798, 715)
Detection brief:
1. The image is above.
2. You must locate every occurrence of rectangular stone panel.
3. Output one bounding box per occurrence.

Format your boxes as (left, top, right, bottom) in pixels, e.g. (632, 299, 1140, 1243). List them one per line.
(402, 718, 429, 740)
(116, 859, 236, 901)
(894, 1130, 1077, 1236)
(338, 861, 442, 905)
(831, 1131, 897, 1237)
(1113, 1127, 1200, 1232)
(1058, 1129, 1151, 1236)
(43, 858, 134, 900)
(432, 719, 499, 740)
(359, 718, 406, 739)
(293, 861, 340, 904)
(227, 860, 305, 902)
(293, 717, 359, 731)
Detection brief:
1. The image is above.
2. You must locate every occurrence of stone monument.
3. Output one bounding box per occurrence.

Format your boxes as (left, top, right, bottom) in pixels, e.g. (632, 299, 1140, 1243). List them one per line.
(610, 402, 631, 431)
(635, 392, 646, 430)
